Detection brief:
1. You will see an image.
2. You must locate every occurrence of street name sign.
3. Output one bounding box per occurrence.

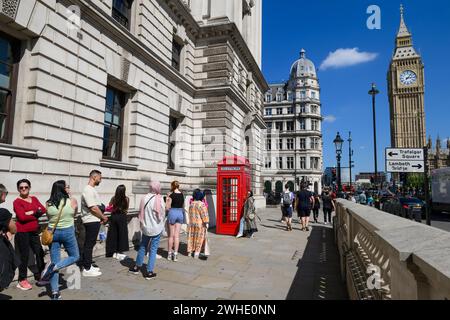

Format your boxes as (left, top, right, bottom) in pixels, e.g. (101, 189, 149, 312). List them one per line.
(386, 160, 425, 173)
(385, 148, 425, 173)
(386, 148, 424, 161)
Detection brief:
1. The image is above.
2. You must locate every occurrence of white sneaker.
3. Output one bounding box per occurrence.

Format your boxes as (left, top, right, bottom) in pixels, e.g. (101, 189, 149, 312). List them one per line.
(114, 253, 127, 261)
(236, 233, 243, 238)
(82, 268, 102, 277)
(167, 253, 173, 261)
(156, 254, 162, 260)
(90, 265, 100, 272)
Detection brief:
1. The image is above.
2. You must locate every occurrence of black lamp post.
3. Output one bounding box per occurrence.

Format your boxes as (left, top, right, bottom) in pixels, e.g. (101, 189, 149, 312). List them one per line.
(334, 132, 344, 196)
(368, 83, 380, 189)
(348, 131, 354, 190)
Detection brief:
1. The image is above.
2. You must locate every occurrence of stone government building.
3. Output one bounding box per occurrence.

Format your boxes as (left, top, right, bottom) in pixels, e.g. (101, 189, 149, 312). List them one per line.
(262, 49, 323, 195)
(0, 0, 268, 213)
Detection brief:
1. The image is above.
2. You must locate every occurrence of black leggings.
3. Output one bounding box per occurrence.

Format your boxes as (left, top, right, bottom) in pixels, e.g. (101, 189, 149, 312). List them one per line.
(323, 209, 332, 223)
(313, 208, 319, 221)
(14, 232, 45, 281)
(106, 213, 129, 257)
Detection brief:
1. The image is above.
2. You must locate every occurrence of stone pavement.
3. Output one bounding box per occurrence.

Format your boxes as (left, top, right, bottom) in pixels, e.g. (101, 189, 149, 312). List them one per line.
(1, 207, 348, 300)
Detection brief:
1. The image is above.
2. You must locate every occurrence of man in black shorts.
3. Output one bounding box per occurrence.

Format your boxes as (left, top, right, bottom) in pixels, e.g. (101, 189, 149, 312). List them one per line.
(295, 183, 315, 231)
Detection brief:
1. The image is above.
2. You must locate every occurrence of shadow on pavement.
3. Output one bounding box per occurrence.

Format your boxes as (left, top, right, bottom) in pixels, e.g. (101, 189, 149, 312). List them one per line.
(286, 224, 348, 300)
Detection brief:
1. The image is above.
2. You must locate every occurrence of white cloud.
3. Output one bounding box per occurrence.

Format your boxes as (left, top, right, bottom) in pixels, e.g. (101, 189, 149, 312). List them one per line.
(320, 48, 378, 70)
(323, 115, 337, 123)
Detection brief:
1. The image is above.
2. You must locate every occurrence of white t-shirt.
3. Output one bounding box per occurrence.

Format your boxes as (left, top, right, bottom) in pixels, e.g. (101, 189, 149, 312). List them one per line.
(81, 185, 101, 224)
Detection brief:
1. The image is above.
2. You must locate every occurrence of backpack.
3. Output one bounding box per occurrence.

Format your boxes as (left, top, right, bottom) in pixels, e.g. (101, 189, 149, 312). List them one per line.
(0, 234, 17, 292)
(283, 192, 293, 206)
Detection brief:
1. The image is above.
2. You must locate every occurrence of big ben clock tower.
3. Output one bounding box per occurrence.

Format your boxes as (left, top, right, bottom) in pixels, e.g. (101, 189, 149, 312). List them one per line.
(388, 5, 426, 148)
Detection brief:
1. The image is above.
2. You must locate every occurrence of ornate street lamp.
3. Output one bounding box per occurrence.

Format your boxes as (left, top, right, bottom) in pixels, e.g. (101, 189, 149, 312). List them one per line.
(334, 132, 344, 196)
(368, 83, 380, 189)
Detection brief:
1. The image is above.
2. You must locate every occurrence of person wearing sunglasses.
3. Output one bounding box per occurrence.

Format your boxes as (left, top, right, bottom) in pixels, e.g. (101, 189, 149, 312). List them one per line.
(12, 179, 47, 291)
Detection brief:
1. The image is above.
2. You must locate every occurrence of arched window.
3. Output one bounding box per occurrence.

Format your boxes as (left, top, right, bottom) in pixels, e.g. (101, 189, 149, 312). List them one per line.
(264, 181, 272, 193)
(275, 181, 283, 193)
(286, 181, 295, 192)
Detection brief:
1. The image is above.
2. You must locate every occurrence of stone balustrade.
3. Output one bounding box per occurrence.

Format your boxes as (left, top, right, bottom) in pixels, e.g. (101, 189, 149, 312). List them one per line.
(334, 199, 450, 300)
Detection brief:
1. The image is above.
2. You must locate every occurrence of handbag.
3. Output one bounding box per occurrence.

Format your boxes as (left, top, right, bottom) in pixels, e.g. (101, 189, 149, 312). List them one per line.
(41, 203, 65, 246)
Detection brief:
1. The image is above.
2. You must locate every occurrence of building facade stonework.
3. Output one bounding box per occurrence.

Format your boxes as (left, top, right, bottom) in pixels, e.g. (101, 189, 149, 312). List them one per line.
(427, 137, 450, 172)
(262, 49, 323, 195)
(388, 5, 426, 149)
(0, 0, 268, 212)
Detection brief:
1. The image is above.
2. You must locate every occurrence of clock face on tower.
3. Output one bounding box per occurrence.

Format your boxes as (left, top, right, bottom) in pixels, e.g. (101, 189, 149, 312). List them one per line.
(400, 70, 417, 86)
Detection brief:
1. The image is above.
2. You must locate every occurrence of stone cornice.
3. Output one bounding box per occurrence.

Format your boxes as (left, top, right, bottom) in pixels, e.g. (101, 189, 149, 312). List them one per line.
(197, 22, 269, 93)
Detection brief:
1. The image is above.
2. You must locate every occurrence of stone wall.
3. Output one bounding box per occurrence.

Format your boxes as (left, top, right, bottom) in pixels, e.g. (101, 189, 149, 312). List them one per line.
(334, 199, 450, 300)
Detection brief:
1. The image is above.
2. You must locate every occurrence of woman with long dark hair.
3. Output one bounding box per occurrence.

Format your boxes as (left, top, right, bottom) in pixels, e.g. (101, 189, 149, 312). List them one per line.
(13, 179, 46, 291)
(106, 185, 129, 260)
(39, 180, 80, 300)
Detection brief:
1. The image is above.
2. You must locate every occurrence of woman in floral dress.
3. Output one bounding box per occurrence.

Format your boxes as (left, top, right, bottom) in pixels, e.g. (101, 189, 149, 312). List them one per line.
(187, 189, 209, 258)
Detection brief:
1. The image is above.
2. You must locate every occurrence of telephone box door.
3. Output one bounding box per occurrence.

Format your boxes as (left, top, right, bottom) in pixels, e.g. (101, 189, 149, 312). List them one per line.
(217, 175, 242, 235)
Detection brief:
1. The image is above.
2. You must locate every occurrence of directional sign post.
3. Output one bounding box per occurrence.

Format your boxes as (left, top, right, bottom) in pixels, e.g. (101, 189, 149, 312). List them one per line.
(385, 148, 425, 173)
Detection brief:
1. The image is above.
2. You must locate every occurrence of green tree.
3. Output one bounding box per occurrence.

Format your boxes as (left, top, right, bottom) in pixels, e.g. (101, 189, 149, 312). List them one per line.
(406, 173, 425, 189)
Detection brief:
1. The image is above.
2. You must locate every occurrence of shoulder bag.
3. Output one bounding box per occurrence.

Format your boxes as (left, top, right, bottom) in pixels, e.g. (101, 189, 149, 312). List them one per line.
(41, 203, 65, 246)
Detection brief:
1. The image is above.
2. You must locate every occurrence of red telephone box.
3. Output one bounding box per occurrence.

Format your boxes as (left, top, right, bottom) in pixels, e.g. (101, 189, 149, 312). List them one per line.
(216, 156, 252, 236)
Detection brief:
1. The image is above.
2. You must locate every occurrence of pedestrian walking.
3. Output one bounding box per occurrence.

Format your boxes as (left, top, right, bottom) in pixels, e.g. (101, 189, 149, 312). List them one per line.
(242, 191, 259, 238)
(312, 193, 320, 223)
(105, 185, 129, 261)
(295, 183, 314, 231)
(281, 185, 295, 231)
(80, 170, 108, 277)
(187, 189, 209, 258)
(13, 179, 46, 290)
(39, 180, 80, 300)
(322, 190, 335, 224)
(166, 181, 185, 262)
(129, 181, 165, 280)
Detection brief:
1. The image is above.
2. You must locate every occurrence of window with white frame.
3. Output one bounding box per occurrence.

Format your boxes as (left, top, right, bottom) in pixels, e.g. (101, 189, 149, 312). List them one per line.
(310, 157, 319, 170)
(286, 121, 294, 131)
(276, 93, 282, 102)
(287, 138, 294, 150)
(310, 137, 320, 150)
(278, 138, 283, 150)
(266, 122, 272, 130)
(300, 157, 306, 169)
(265, 157, 271, 169)
(287, 106, 294, 114)
(278, 157, 283, 169)
(287, 157, 294, 169)
(311, 120, 319, 131)
(311, 105, 318, 114)
(276, 108, 283, 115)
(275, 122, 283, 131)
(265, 108, 272, 116)
(266, 139, 272, 151)
(300, 138, 306, 150)
(287, 91, 293, 101)
(266, 94, 272, 103)
(299, 119, 306, 130)
(300, 104, 306, 113)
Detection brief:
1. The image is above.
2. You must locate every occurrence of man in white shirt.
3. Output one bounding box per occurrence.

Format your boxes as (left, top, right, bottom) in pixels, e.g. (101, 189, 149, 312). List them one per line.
(80, 170, 108, 277)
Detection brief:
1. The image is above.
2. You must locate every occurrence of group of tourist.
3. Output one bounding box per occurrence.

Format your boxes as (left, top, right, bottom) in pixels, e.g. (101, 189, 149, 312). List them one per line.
(279, 183, 337, 232)
(0, 171, 212, 300)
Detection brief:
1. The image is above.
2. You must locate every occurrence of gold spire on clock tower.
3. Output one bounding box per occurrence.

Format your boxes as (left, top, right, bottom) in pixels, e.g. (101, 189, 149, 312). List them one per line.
(387, 4, 426, 149)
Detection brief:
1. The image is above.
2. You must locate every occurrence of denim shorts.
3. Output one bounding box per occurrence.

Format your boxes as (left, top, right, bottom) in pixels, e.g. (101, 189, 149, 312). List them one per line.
(168, 208, 184, 225)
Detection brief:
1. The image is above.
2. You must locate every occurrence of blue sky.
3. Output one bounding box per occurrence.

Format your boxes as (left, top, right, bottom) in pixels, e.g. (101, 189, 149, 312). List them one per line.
(262, 0, 450, 179)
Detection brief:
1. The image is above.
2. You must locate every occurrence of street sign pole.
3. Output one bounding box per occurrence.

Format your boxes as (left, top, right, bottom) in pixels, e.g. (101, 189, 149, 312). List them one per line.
(424, 147, 431, 226)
